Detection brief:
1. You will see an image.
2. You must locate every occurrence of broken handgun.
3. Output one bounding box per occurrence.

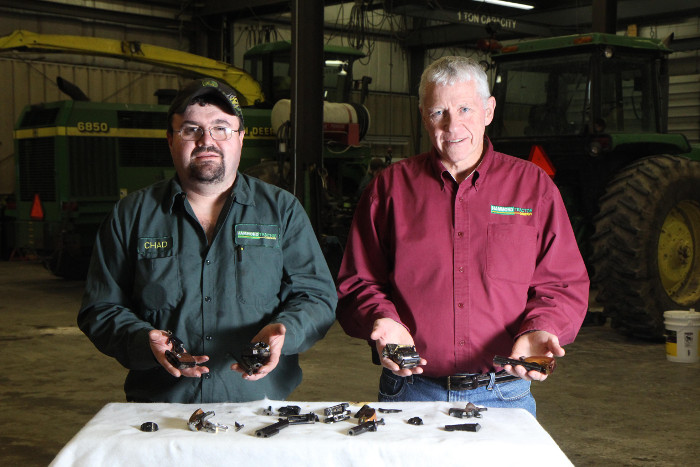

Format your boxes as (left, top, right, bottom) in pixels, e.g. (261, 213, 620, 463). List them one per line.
(255, 412, 318, 437)
(382, 344, 421, 369)
(237, 341, 271, 375)
(348, 418, 385, 436)
(493, 355, 557, 375)
(164, 331, 198, 369)
(449, 402, 488, 419)
(188, 408, 228, 433)
(324, 403, 351, 423)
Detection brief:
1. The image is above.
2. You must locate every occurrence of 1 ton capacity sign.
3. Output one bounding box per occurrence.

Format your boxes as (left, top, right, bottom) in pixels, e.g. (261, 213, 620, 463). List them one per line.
(457, 11, 517, 30)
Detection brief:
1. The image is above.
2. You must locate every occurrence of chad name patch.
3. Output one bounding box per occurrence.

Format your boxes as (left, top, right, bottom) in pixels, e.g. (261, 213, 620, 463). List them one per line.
(490, 205, 533, 216)
(234, 224, 279, 248)
(138, 236, 173, 258)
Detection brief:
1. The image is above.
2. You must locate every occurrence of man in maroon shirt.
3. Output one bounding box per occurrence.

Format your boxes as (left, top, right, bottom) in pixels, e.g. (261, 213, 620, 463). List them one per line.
(336, 56, 589, 416)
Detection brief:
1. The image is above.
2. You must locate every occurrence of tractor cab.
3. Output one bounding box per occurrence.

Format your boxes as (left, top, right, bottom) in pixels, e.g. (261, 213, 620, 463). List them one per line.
(244, 41, 366, 105)
(488, 33, 700, 339)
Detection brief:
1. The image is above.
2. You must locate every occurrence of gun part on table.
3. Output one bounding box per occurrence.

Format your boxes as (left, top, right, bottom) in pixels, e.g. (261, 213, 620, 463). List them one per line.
(348, 418, 385, 436)
(449, 402, 488, 419)
(188, 408, 229, 433)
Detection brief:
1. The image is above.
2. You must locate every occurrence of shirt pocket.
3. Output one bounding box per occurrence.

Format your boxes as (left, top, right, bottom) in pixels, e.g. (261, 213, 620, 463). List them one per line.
(133, 236, 183, 314)
(486, 223, 537, 284)
(235, 245, 283, 308)
(234, 224, 283, 308)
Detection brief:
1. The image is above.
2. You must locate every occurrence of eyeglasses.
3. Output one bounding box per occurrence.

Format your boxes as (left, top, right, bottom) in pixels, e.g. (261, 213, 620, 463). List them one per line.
(175, 126, 243, 141)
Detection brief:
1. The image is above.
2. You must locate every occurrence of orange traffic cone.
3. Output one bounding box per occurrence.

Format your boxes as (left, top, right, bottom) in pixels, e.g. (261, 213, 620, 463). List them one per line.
(528, 145, 556, 178)
(30, 193, 44, 220)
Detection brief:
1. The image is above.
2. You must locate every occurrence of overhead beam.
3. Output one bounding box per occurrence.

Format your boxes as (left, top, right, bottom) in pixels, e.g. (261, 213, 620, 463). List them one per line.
(0, 0, 191, 32)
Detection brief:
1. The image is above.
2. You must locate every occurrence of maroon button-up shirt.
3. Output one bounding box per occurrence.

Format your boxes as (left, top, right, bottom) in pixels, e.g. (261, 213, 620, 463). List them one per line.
(336, 139, 589, 377)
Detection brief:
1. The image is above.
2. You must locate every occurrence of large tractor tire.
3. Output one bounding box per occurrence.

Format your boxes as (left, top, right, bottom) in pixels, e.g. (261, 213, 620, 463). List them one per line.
(591, 155, 700, 339)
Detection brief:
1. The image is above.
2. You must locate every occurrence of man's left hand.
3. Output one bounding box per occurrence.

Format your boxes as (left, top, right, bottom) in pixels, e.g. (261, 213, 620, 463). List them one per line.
(505, 330, 565, 381)
(230, 323, 286, 380)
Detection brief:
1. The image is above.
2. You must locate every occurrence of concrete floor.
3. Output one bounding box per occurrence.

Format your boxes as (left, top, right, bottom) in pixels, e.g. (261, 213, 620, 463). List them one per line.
(1, 261, 698, 466)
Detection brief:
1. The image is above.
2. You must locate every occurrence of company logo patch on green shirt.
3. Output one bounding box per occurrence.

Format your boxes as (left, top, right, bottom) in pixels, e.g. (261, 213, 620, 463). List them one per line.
(234, 224, 280, 248)
(137, 236, 173, 258)
(490, 205, 533, 216)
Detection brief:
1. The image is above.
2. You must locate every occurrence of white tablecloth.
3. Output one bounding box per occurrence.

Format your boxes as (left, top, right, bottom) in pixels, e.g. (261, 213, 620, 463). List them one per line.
(50, 400, 572, 466)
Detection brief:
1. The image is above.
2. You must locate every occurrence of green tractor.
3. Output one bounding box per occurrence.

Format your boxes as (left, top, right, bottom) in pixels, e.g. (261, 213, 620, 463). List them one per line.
(3, 30, 370, 279)
(488, 33, 700, 339)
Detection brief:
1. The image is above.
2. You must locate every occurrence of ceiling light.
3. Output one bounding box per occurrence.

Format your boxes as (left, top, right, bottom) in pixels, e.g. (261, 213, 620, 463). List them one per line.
(473, 0, 534, 10)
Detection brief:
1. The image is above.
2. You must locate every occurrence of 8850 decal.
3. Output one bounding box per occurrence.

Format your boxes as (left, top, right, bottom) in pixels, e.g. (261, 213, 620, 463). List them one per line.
(77, 121, 110, 132)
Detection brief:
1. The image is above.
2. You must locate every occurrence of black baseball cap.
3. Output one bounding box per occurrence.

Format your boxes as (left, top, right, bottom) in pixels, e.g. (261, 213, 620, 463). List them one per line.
(167, 78, 244, 126)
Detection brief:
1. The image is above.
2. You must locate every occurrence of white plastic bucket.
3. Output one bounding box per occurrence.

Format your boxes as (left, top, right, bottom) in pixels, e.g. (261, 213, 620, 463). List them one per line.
(664, 309, 700, 363)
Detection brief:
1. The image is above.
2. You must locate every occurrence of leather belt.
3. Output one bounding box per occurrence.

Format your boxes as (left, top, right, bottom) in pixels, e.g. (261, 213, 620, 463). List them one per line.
(446, 371, 519, 391)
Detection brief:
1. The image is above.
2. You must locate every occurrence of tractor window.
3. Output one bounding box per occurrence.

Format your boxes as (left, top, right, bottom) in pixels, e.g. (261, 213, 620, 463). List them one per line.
(598, 55, 656, 133)
(490, 55, 590, 138)
(244, 53, 291, 103)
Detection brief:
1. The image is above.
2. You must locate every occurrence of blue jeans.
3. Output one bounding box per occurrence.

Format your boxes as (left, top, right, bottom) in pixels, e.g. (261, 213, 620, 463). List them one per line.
(378, 368, 537, 417)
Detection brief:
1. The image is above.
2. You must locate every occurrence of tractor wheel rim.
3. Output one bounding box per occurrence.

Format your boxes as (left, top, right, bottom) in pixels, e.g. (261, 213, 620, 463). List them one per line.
(658, 200, 700, 305)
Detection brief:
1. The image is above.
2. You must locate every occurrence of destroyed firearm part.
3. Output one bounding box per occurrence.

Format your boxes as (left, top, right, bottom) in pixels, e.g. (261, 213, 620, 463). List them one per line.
(238, 342, 271, 375)
(188, 408, 229, 433)
(324, 402, 350, 416)
(493, 355, 557, 375)
(165, 331, 198, 369)
(324, 411, 351, 424)
(255, 419, 290, 438)
(407, 417, 423, 425)
(354, 404, 377, 422)
(382, 343, 421, 369)
(348, 418, 385, 436)
(139, 422, 159, 432)
(445, 423, 481, 432)
(287, 413, 319, 425)
(278, 405, 301, 416)
(449, 402, 488, 419)
(256, 412, 317, 437)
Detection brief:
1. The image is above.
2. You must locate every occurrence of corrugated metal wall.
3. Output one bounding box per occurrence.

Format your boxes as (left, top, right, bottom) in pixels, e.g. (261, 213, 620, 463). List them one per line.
(669, 74, 700, 143)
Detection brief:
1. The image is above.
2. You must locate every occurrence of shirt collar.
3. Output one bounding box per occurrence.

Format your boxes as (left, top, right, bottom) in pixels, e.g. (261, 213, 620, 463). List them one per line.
(231, 173, 255, 206)
(430, 136, 495, 189)
(165, 173, 255, 213)
(166, 176, 186, 213)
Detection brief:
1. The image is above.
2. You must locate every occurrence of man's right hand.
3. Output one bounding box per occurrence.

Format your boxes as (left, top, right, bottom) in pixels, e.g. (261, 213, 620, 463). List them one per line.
(148, 329, 210, 378)
(371, 318, 427, 376)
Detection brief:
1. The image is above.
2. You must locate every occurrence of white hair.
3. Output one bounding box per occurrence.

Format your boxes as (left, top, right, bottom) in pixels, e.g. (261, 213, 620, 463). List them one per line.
(418, 56, 491, 109)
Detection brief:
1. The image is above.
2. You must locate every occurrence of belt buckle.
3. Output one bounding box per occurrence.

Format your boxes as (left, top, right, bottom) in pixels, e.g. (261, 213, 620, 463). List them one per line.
(447, 374, 480, 391)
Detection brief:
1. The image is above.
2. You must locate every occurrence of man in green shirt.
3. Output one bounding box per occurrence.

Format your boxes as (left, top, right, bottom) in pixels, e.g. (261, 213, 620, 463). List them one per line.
(78, 78, 337, 403)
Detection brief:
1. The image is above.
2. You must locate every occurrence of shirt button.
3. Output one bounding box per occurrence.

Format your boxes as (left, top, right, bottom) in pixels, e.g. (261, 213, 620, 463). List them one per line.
(457, 232, 464, 237)
(206, 335, 213, 341)
(458, 302, 464, 308)
(203, 373, 211, 379)
(458, 266, 464, 273)
(205, 260, 211, 265)
(204, 296, 211, 302)
(459, 340, 465, 346)
(459, 197, 464, 202)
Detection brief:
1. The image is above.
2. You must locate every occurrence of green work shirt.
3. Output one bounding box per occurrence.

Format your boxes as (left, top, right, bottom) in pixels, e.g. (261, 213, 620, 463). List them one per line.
(78, 174, 337, 403)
